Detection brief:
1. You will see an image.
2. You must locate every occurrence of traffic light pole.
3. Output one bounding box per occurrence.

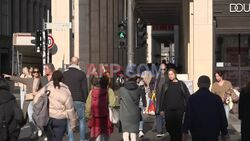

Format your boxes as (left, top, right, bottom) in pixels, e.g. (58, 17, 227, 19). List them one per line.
(127, 0, 134, 64)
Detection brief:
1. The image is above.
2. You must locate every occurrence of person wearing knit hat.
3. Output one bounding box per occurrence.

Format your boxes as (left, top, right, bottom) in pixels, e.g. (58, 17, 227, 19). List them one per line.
(182, 75, 229, 141)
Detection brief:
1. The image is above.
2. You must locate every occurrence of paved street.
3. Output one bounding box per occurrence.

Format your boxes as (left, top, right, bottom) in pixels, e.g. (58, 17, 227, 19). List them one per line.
(18, 114, 241, 141)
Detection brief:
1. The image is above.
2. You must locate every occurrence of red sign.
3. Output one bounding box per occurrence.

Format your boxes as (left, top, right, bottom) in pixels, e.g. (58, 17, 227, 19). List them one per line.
(48, 35, 54, 49)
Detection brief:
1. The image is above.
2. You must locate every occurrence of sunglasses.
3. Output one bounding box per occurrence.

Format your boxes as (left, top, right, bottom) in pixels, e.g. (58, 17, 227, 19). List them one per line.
(33, 71, 39, 73)
(161, 68, 166, 71)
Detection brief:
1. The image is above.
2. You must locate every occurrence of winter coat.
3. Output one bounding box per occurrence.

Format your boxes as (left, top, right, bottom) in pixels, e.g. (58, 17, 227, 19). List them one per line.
(159, 80, 190, 112)
(33, 81, 78, 129)
(0, 79, 24, 141)
(183, 88, 228, 138)
(63, 64, 88, 102)
(85, 87, 117, 138)
(239, 88, 250, 141)
(119, 80, 144, 133)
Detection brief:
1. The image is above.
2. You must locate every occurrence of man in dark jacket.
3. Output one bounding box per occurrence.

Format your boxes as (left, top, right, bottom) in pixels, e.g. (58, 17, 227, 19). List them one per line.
(239, 82, 250, 141)
(182, 75, 229, 141)
(0, 78, 24, 141)
(63, 57, 88, 141)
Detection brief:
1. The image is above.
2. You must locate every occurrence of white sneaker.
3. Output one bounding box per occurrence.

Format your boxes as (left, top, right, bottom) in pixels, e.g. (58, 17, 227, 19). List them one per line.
(139, 131, 144, 138)
(38, 130, 43, 137)
(44, 137, 47, 141)
(156, 133, 165, 137)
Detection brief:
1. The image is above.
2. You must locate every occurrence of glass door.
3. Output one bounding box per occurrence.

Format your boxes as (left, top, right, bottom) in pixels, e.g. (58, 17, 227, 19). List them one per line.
(215, 34, 250, 88)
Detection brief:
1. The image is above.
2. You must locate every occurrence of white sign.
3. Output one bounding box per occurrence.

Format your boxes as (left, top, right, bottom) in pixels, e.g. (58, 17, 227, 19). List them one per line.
(13, 33, 35, 46)
(216, 62, 224, 67)
(230, 3, 250, 13)
(44, 22, 72, 30)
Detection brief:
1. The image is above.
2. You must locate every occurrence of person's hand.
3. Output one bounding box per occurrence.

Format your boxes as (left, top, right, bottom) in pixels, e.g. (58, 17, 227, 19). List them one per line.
(72, 127, 77, 132)
(160, 111, 165, 117)
(182, 133, 188, 141)
(3, 74, 11, 78)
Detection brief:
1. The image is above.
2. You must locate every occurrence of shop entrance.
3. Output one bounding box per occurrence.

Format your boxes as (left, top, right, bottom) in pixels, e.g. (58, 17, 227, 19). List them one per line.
(215, 34, 250, 88)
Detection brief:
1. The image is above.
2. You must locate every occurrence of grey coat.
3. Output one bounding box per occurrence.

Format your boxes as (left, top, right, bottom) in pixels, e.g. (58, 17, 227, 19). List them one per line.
(119, 81, 143, 133)
(10, 76, 41, 120)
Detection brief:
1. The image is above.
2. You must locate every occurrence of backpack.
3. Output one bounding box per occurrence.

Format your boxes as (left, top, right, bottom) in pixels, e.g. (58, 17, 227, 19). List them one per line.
(32, 90, 50, 130)
(0, 100, 24, 141)
(91, 88, 108, 117)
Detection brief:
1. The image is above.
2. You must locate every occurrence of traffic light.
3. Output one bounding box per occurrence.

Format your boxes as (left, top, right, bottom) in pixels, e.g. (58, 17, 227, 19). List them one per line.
(118, 22, 127, 49)
(137, 23, 147, 49)
(35, 30, 43, 53)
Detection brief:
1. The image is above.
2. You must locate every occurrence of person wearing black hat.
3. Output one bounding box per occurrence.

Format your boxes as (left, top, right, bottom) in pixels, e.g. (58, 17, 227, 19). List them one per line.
(182, 75, 229, 141)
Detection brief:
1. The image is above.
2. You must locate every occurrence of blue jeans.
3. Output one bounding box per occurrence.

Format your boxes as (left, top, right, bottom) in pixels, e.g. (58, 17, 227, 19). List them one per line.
(224, 104, 230, 121)
(68, 101, 86, 141)
(28, 102, 34, 122)
(156, 114, 165, 134)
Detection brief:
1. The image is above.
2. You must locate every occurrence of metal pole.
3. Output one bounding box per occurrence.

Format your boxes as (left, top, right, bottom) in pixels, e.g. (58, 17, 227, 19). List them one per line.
(238, 34, 241, 88)
(127, 0, 134, 64)
(47, 9, 50, 63)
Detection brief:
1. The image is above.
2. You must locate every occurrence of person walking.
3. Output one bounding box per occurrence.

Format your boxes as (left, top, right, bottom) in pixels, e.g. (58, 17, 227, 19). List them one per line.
(4, 67, 42, 138)
(85, 75, 116, 141)
(211, 71, 234, 120)
(63, 57, 88, 141)
(159, 68, 190, 141)
(34, 70, 78, 141)
(182, 75, 229, 141)
(119, 68, 145, 141)
(41, 63, 55, 87)
(19, 67, 32, 110)
(154, 63, 168, 137)
(239, 81, 250, 141)
(136, 75, 147, 138)
(0, 78, 25, 141)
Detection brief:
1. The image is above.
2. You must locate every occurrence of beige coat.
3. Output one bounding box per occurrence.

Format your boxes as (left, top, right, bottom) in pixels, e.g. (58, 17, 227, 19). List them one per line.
(34, 81, 78, 129)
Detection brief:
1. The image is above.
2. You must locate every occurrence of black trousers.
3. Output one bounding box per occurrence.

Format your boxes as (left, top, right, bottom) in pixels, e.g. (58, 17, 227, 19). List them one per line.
(191, 134, 218, 141)
(241, 119, 250, 141)
(165, 110, 183, 141)
(45, 118, 67, 141)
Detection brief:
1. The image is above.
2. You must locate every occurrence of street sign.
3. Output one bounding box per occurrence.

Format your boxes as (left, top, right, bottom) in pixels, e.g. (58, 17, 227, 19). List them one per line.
(44, 22, 72, 30)
(13, 33, 35, 46)
(48, 35, 54, 49)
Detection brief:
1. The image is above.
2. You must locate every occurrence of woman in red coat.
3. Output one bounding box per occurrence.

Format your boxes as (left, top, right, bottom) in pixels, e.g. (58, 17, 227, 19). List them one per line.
(85, 75, 116, 141)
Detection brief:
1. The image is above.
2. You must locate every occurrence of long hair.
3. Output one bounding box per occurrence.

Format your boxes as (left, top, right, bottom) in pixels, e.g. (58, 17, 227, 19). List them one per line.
(215, 71, 224, 79)
(167, 68, 178, 80)
(52, 70, 63, 89)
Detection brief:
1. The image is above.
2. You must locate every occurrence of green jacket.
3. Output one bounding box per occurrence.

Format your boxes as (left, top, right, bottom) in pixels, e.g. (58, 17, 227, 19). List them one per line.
(85, 88, 118, 120)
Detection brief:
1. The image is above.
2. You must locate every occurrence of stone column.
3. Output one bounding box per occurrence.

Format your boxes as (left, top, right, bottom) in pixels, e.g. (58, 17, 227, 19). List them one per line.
(13, 0, 20, 32)
(27, 0, 34, 32)
(51, 0, 71, 70)
(40, 1, 45, 30)
(74, 0, 90, 72)
(189, 0, 213, 91)
(34, 0, 40, 30)
(21, 0, 28, 32)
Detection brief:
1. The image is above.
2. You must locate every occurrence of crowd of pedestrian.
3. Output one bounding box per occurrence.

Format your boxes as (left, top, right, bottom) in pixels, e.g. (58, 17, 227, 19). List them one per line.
(0, 58, 249, 141)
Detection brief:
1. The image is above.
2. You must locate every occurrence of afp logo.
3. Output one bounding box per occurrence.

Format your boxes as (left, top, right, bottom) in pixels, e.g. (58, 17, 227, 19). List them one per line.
(230, 3, 250, 13)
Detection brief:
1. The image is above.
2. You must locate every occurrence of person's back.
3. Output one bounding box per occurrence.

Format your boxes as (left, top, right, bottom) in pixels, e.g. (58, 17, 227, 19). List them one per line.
(63, 59, 88, 141)
(0, 78, 24, 141)
(183, 75, 228, 141)
(188, 88, 227, 136)
(63, 66, 88, 102)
